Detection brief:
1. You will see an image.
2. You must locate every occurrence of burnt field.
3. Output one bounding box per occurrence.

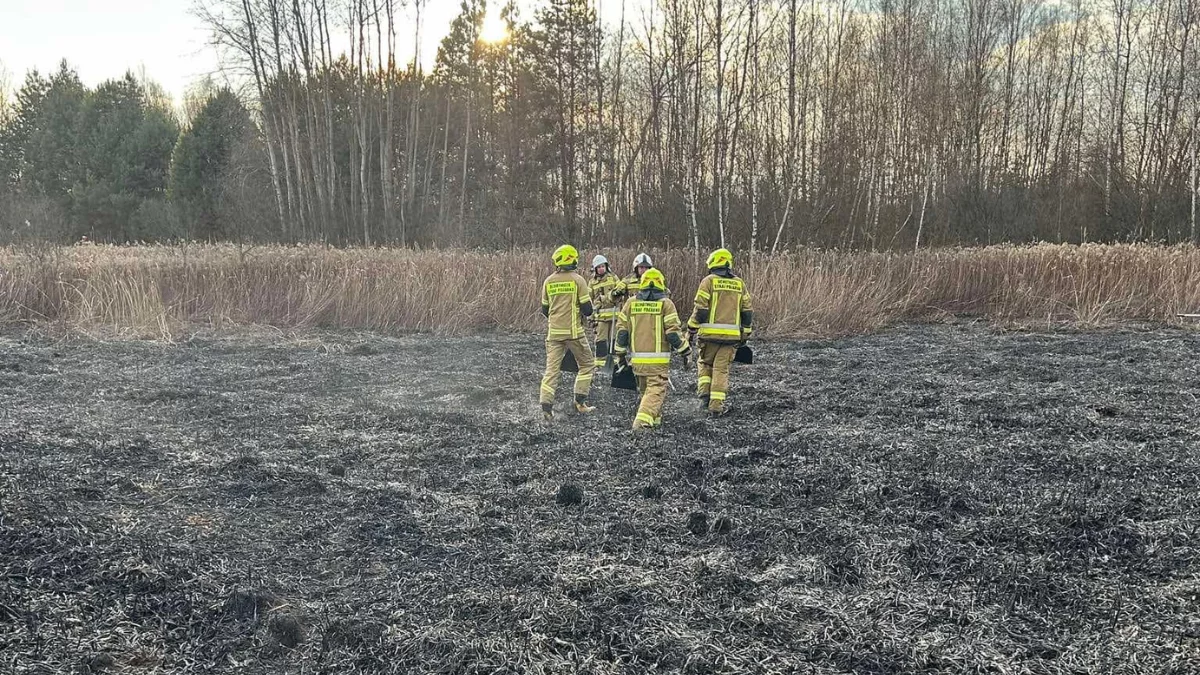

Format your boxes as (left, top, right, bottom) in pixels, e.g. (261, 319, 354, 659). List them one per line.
(1, 324, 1199, 674)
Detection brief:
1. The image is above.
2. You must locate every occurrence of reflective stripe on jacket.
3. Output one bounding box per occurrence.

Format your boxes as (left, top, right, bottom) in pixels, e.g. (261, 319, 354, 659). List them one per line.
(615, 296, 684, 373)
(688, 273, 753, 343)
(589, 273, 622, 319)
(542, 271, 592, 341)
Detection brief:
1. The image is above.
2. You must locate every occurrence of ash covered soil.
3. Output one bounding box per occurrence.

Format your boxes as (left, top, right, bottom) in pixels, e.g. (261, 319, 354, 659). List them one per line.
(2, 324, 1199, 674)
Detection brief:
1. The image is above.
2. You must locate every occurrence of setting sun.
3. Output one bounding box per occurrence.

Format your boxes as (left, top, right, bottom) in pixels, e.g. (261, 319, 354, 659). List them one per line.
(479, 6, 509, 44)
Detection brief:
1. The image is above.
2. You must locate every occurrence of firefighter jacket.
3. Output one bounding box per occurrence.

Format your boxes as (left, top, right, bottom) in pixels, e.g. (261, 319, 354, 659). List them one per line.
(614, 290, 688, 374)
(541, 270, 594, 341)
(589, 272, 622, 322)
(687, 268, 753, 343)
(609, 273, 639, 303)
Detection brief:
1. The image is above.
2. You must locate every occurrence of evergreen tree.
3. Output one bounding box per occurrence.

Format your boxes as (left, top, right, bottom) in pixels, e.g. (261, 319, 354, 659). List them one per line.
(0, 70, 49, 191)
(435, 1, 487, 89)
(72, 73, 179, 239)
(23, 63, 86, 200)
(529, 0, 599, 237)
(169, 88, 251, 238)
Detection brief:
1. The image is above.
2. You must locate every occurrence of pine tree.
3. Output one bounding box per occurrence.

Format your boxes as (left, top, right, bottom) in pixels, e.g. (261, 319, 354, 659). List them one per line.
(170, 89, 252, 238)
(0, 70, 49, 191)
(24, 62, 86, 200)
(530, 0, 599, 239)
(72, 73, 179, 239)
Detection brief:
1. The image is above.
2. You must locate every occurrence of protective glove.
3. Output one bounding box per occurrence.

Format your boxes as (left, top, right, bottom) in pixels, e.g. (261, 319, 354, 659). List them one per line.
(675, 342, 691, 362)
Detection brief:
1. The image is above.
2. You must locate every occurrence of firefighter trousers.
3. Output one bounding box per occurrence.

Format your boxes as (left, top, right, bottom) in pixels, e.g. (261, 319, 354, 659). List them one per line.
(634, 372, 668, 428)
(696, 342, 737, 411)
(540, 338, 595, 405)
(592, 317, 616, 368)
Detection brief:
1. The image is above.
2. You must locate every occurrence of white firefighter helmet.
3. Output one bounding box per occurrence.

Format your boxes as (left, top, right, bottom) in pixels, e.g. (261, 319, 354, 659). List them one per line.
(591, 254, 609, 271)
(632, 252, 653, 270)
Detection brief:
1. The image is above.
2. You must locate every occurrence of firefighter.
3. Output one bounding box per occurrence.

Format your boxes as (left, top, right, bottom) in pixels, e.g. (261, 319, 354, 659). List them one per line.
(613, 268, 691, 430)
(588, 254, 621, 368)
(687, 248, 753, 416)
(609, 252, 655, 304)
(539, 245, 597, 420)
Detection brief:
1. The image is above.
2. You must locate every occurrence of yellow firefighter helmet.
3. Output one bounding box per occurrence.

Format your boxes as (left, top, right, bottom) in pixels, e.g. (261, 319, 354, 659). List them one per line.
(552, 244, 579, 268)
(640, 268, 667, 291)
(706, 248, 734, 270)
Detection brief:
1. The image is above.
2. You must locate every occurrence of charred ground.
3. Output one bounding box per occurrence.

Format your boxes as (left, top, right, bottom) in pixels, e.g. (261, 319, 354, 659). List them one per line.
(1, 324, 1198, 673)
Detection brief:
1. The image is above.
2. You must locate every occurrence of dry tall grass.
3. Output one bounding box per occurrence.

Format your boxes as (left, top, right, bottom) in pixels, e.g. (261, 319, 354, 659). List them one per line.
(1, 243, 1199, 338)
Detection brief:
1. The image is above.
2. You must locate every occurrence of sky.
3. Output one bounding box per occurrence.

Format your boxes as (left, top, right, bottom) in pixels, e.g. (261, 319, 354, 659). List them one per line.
(0, 0, 639, 105)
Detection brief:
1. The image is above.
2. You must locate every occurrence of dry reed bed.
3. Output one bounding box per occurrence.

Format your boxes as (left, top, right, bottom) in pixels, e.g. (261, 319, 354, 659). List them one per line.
(1, 243, 1199, 337)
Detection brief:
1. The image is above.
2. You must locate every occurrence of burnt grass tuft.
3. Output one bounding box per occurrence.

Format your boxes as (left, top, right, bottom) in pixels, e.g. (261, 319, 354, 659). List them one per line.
(85, 653, 116, 673)
(267, 613, 306, 650)
(555, 482, 584, 506)
(225, 588, 281, 620)
(711, 514, 734, 535)
(640, 482, 665, 499)
(2, 325, 1200, 672)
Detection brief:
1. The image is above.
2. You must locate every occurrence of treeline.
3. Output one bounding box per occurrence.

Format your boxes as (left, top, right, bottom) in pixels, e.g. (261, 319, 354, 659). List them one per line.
(0, 65, 265, 242)
(0, 68, 181, 241)
(2, 0, 1199, 249)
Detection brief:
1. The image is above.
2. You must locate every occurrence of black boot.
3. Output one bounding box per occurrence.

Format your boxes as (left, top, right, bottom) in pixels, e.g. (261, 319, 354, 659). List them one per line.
(594, 341, 608, 368)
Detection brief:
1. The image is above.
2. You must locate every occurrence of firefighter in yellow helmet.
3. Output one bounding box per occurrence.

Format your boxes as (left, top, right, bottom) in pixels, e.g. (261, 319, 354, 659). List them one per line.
(687, 248, 753, 416)
(587, 254, 621, 368)
(539, 245, 596, 420)
(613, 268, 691, 430)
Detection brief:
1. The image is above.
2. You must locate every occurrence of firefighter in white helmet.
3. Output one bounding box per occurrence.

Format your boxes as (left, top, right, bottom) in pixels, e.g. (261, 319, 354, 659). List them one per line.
(539, 245, 596, 420)
(609, 252, 657, 304)
(587, 254, 621, 368)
